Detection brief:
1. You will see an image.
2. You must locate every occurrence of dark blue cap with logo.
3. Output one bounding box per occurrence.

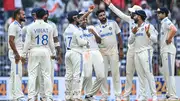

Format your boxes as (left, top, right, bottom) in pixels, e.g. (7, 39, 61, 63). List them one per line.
(36, 8, 46, 18)
(31, 8, 39, 15)
(67, 11, 79, 20)
(157, 7, 169, 15)
(135, 10, 147, 19)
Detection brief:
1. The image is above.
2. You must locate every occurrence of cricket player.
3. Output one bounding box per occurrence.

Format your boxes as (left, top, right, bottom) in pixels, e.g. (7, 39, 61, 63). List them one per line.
(37, 10, 63, 100)
(95, 9, 124, 100)
(77, 13, 105, 100)
(129, 10, 158, 100)
(21, 8, 55, 101)
(63, 11, 89, 101)
(103, 0, 145, 100)
(157, 7, 178, 100)
(8, 8, 26, 101)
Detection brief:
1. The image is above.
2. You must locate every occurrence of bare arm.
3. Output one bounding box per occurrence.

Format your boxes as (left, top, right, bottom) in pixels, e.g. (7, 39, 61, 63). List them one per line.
(9, 36, 19, 55)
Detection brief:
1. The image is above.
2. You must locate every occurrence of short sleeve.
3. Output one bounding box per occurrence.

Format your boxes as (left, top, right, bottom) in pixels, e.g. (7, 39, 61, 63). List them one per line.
(114, 21, 121, 34)
(8, 24, 17, 36)
(165, 20, 173, 30)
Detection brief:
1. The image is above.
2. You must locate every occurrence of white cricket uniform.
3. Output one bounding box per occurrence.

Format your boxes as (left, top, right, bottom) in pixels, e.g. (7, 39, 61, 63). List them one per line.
(108, 3, 144, 98)
(128, 22, 157, 98)
(80, 26, 105, 96)
(8, 20, 24, 100)
(160, 17, 178, 98)
(37, 20, 59, 99)
(95, 20, 121, 98)
(63, 24, 88, 100)
(22, 20, 55, 100)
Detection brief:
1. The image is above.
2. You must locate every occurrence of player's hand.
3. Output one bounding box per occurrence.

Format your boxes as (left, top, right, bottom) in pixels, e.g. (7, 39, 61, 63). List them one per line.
(57, 54, 63, 64)
(119, 50, 124, 60)
(88, 5, 95, 13)
(51, 56, 56, 59)
(14, 53, 20, 64)
(166, 39, 172, 45)
(21, 57, 26, 65)
(145, 24, 150, 38)
(132, 27, 138, 34)
(88, 28, 95, 34)
(103, 0, 111, 6)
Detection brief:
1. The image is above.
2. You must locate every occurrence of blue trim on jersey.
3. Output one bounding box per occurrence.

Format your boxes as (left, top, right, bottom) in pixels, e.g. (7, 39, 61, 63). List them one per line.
(16, 64, 18, 75)
(168, 53, 172, 76)
(80, 53, 83, 73)
(148, 49, 152, 73)
(100, 32, 113, 37)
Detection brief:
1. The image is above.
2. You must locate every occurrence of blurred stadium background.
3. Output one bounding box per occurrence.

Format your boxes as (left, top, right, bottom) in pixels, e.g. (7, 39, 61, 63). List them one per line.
(0, 0, 180, 100)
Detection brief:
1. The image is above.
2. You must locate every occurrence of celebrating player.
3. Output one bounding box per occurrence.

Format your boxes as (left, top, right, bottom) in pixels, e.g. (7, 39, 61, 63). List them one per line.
(129, 10, 158, 100)
(157, 7, 178, 100)
(8, 8, 26, 101)
(95, 9, 123, 100)
(78, 12, 105, 100)
(103, 0, 145, 100)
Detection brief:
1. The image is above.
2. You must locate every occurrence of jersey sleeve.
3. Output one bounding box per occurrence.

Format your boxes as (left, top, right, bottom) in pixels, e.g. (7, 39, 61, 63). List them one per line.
(114, 21, 121, 34)
(149, 24, 158, 43)
(165, 20, 174, 30)
(75, 30, 88, 46)
(52, 23, 58, 37)
(8, 24, 17, 36)
(109, 3, 131, 23)
(22, 26, 32, 57)
(48, 27, 56, 56)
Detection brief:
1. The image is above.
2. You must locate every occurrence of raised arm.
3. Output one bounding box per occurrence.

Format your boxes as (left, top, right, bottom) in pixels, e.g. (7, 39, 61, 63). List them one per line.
(103, 0, 131, 23)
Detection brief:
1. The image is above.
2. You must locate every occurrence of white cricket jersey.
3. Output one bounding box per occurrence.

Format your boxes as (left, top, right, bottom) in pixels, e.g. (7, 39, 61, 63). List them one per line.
(47, 20, 58, 37)
(128, 22, 158, 52)
(95, 20, 121, 55)
(108, 3, 136, 50)
(22, 20, 55, 57)
(8, 20, 24, 51)
(80, 25, 99, 50)
(63, 24, 88, 53)
(160, 17, 176, 54)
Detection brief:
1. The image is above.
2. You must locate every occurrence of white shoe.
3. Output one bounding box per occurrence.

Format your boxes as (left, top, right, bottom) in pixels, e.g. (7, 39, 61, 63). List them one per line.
(168, 96, 179, 101)
(100, 97, 108, 101)
(152, 96, 158, 101)
(17, 97, 26, 101)
(122, 96, 129, 101)
(136, 96, 147, 101)
(115, 96, 121, 101)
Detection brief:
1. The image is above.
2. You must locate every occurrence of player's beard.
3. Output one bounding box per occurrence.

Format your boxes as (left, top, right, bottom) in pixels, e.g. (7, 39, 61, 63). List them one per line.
(20, 17, 25, 22)
(100, 18, 107, 24)
(134, 18, 138, 24)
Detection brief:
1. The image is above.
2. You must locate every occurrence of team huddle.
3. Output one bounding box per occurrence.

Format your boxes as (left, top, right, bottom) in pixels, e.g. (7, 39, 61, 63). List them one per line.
(8, 0, 178, 101)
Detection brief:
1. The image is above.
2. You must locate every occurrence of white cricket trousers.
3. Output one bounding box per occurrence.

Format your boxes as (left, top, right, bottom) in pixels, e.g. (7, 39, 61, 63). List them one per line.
(123, 49, 135, 97)
(35, 59, 54, 99)
(9, 50, 24, 100)
(100, 53, 121, 98)
(27, 47, 52, 100)
(81, 50, 105, 96)
(161, 52, 178, 98)
(135, 49, 156, 97)
(65, 50, 83, 100)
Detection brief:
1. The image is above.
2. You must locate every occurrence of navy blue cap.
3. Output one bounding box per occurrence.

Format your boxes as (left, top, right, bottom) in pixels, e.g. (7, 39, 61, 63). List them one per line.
(135, 10, 147, 18)
(45, 9, 49, 15)
(31, 8, 39, 15)
(157, 7, 169, 15)
(36, 8, 46, 18)
(67, 11, 79, 20)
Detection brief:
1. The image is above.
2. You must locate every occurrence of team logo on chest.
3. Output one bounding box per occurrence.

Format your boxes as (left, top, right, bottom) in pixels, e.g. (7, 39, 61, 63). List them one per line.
(109, 27, 112, 30)
(141, 28, 144, 31)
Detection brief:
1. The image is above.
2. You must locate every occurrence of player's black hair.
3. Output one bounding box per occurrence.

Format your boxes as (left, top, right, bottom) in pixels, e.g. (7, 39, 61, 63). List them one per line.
(36, 8, 46, 19)
(77, 14, 83, 18)
(13, 8, 22, 19)
(96, 9, 105, 16)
